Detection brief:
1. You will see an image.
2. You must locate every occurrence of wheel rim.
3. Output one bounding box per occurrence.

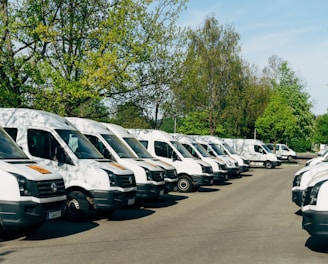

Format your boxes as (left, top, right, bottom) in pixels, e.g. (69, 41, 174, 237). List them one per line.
(67, 199, 80, 215)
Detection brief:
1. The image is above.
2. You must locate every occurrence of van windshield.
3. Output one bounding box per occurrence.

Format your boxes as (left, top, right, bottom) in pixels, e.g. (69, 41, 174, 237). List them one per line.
(56, 129, 104, 159)
(171, 141, 194, 158)
(209, 143, 225, 155)
(102, 134, 137, 158)
(192, 143, 212, 157)
(124, 137, 153, 158)
(0, 128, 29, 159)
(222, 142, 237, 154)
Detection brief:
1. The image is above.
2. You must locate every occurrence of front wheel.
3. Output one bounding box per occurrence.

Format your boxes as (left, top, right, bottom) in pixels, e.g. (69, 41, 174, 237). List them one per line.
(178, 176, 193, 193)
(264, 161, 273, 169)
(65, 191, 90, 222)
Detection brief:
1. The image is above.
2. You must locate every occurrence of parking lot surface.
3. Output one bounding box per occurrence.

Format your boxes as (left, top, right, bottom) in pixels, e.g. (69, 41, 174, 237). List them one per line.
(1, 157, 328, 264)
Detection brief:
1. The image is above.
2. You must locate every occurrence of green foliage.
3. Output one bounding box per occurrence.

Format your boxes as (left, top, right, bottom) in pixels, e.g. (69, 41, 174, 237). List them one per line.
(176, 111, 225, 135)
(313, 114, 328, 144)
(174, 16, 242, 135)
(110, 101, 151, 129)
(255, 93, 297, 143)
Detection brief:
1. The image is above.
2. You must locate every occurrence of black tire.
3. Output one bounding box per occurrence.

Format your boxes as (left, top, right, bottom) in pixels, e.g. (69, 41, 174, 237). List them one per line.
(178, 176, 193, 192)
(264, 161, 273, 169)
(65, 191, 90, 222)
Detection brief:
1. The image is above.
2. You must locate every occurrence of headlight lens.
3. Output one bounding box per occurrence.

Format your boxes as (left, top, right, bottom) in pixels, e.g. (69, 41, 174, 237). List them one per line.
(13, 174, 33, 196)
(308, 180, 328, 205)
(105, 170, 117, 186)
(144, 168, 151, 180)
(293, 171, 305, 187)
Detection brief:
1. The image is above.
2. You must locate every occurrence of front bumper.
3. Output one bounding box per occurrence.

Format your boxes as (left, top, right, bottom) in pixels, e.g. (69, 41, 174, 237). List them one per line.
(191, 174, 213, 187)
(136, 183, 165, 200)
(228, 167, 240, 176)
(0, 199, 66, 230)
(213, 171, 228, 182)
(91, 189, 137, 210)
(164, 179, 178, 193)
(302, 209, 328, 237)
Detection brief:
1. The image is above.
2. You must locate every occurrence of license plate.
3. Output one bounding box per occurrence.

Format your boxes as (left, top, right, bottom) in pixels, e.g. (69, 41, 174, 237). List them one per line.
(160, 190, 164, 195)
(173, 186, 178, 191)
(47, 210, 62, 220)
(128, 198, 135, 205)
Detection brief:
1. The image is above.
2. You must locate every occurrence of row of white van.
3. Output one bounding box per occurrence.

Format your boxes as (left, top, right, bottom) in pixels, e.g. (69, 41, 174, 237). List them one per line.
(0, 108, 284, 232)
(291, 152, 328, 237)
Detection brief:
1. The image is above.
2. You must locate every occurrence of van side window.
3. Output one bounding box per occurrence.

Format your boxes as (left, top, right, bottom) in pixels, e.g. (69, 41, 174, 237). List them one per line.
(183, 144, 198, 158)
(139, 140, 148, 149)
(254, 145, 263, 153)
(85, 134, 107, 156)
(27, 129, 62, 160)
(154, 141, 172, 158)
(3, 128, 18, 141)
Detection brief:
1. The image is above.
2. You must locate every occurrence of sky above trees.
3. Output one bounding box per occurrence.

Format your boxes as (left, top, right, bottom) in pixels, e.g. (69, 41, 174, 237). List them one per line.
(178, 0, 328, 116)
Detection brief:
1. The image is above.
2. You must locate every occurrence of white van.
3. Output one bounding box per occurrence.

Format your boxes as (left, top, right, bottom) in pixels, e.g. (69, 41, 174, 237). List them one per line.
(171, 133, 228, 183)
(292, 162, 328, 206)
(223, 138, 280, 169)
(305, 151, 328, 166)
(0, 126, 66, 231)
(128, 129, 214, 192)
(101, 123, 178, 193)
(302, 171, 328, 237)
(266, 143, 297, 161)
(66, 117, 165, 200)
(0, 108, 137, 221)
(190, 135, 250, 174)
(190, 137, 240, 177)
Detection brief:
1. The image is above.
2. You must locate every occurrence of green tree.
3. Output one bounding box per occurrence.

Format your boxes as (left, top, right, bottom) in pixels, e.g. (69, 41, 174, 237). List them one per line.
(174, 16, 241, 135)
(110, 101, 151, 129)
(177, 111, 225, 135)
(255, 93, 297, 143)
(263, 55, 314, 150)
(314, 113, 328, 145)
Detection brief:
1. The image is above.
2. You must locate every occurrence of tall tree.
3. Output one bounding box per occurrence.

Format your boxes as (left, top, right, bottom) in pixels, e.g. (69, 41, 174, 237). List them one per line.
(255, 92, 297, 143)
(313, 113, 328, 145)
(263, 55, 314, 150)
(174, 16, 241, 135)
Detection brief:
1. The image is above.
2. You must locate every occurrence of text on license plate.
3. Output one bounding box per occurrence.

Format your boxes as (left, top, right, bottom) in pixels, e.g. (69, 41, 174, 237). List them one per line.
(47, 210, 62, 220)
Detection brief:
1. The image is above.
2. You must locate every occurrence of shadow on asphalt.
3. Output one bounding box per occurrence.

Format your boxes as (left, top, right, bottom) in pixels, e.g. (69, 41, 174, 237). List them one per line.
(197, 187, 220, 193)
(305, 236, 328, 253)
(0, 218, 99, 241)
(294, 209, 302, 216)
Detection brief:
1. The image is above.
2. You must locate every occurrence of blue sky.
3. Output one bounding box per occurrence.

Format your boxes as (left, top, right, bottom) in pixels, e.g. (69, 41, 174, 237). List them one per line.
(178, 0, 328, 115)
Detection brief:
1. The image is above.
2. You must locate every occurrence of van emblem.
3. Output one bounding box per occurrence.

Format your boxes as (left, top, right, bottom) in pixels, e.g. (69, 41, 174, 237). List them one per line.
(50, 182, 58, 192)
(128, 176, 133, 184)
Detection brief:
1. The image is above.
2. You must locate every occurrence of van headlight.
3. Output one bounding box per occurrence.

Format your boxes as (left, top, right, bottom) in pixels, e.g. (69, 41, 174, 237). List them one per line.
(144, 168, 152, 180)
(13, 174, 34, 196)
(292, 171, 305, 187)
(308, 180, 328, 205)
(104, 170, 117, 186)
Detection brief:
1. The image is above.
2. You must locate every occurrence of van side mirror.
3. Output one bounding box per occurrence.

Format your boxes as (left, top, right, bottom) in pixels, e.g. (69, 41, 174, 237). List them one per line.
(55, 146, 73, 165)
(55, 146, 66, 163)
(172, 151, 179, 161)
(102, 148, 114, 160)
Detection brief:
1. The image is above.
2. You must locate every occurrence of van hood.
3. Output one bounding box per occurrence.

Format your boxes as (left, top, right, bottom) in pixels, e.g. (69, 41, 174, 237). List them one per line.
(80, 159, 134, 175)
(0, 159, 63, 181)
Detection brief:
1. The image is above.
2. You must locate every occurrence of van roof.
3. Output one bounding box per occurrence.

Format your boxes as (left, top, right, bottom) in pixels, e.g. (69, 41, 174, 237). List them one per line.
(102, 123, 132, 137)
(171, 133, 196, 144)
(66, 117, 113, 135)
(128, 129, 175, 141)
(0, 108, 75, 129)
